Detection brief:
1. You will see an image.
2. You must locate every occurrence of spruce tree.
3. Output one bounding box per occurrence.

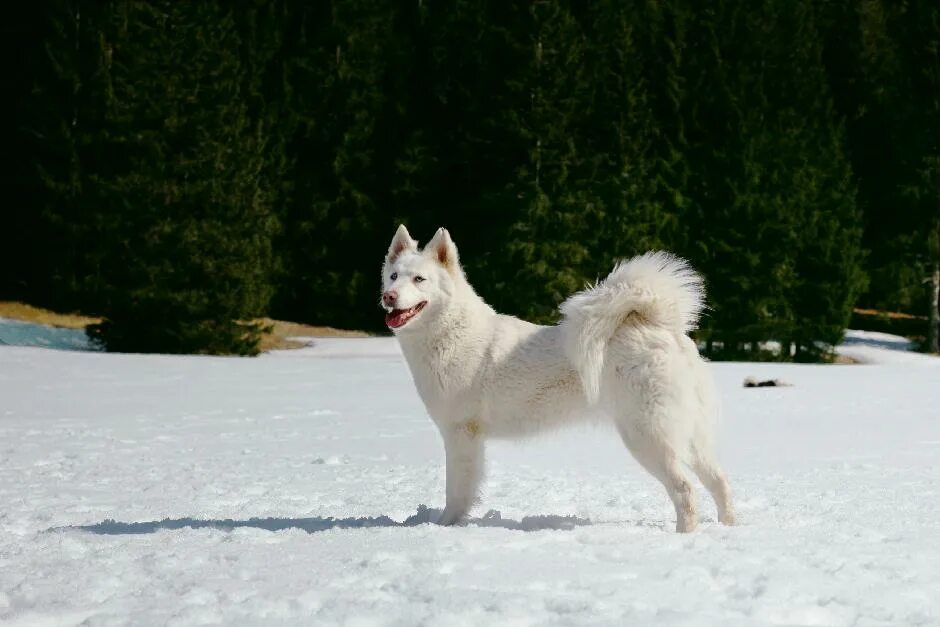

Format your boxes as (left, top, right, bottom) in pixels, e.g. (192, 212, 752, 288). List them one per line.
(584, 0, 669, 276)
(412, 0, 531, 314)
(39, 2, 279, 354)
(273, 0, 419, 331)
(896, 0, 940, 350)
(0, 4, 47, 302)
(27, 1, 116, 313)
(16, 0, 893, 358)
(821, 0, 939, 345)
(671, 0, 864, 359)
(498, 0, 598, 321)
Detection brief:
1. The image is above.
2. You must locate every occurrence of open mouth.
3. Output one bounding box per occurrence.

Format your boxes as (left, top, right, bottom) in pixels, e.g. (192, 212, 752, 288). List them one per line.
(385, 301, 427, 329)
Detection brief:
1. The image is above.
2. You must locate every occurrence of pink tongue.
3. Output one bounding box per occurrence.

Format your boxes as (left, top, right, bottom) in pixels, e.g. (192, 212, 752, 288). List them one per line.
(386, 309, 409, 328)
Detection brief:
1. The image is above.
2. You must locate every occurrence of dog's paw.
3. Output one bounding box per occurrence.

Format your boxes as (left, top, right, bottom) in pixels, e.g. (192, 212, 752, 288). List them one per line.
(435, 508, 464, 526)
(676, 517, 699, 533)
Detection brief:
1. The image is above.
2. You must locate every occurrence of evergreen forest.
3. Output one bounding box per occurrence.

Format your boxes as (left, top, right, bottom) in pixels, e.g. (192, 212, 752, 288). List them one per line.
(2, 1, 938, 358)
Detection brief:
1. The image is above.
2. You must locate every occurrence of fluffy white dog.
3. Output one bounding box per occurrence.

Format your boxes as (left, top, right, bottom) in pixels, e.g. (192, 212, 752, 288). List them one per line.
(381, 225, 735, 532)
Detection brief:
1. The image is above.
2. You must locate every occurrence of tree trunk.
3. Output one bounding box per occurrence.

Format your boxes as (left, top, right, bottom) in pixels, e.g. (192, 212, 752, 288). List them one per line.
(929, 221, 940, 354)
(928, 261, 939, 353)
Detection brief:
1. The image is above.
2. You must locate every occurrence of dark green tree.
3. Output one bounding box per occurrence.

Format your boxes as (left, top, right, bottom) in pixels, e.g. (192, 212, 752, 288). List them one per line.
(11, 0, 917, 360)
(497, 0, 601, 321)
(490, 0, 669, 322)
(24, 1, 116, 313)
(30, 1, 279, 354)
(584, 0, 672, 278)
(891, 0, 940, 351)
(674, 0, 864, 359)
(272, 0, 422, 331)
(0, 4, 48, 302)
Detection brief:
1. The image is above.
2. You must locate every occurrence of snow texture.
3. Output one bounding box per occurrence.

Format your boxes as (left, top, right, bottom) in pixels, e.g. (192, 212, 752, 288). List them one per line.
(835, 329, 936, 365)
(1, 335, 939, 626)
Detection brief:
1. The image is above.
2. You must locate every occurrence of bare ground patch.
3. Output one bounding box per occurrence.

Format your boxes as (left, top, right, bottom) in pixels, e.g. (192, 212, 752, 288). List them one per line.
(0, 302, 369, 351)
(255, 318, 370, 351)
(0, 302, 101, 329)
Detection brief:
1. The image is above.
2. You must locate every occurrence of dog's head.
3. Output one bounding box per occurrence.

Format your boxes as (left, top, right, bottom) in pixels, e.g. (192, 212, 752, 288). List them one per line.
(381, 225, 462, 332)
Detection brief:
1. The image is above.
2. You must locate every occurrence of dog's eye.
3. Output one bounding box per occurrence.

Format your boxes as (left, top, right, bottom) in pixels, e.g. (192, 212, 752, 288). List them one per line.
(414, 276, 425, 283)
(390, 272, 398, 281)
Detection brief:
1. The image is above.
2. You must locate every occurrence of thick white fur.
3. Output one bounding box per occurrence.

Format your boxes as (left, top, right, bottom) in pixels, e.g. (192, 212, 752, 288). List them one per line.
(559, 251, 706, 404)
(381, 226, 735, 532)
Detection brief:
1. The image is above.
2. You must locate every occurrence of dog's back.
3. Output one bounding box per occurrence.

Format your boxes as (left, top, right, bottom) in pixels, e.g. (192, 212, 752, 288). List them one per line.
(477, 319, 592, 438)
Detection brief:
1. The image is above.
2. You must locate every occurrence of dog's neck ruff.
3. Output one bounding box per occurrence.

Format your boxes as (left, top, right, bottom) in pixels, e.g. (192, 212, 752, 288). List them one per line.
(395, 287, 493, 348)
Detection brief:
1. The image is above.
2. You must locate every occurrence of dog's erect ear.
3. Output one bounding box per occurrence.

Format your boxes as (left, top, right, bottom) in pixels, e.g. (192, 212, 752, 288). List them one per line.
(425, 227, 459, 269)
(387, 224, 418, 262)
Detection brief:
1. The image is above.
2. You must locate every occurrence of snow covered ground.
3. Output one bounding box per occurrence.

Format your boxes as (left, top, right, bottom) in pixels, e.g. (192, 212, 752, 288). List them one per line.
(1, 336, 938, 626)
(835, 329, 936, 365)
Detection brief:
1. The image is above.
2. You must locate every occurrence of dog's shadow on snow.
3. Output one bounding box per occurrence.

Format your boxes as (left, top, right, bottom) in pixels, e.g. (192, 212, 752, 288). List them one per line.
(58, 505, 591, 535)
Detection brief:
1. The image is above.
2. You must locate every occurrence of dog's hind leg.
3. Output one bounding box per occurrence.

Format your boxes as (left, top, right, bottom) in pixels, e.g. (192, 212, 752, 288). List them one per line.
(617, 422, 698, 533)
(436, 421, 484, 526)
(690, 446, 736, 526)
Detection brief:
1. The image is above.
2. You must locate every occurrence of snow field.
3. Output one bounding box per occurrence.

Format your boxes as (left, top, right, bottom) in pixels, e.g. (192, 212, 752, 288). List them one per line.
(1, 338, 938, 625)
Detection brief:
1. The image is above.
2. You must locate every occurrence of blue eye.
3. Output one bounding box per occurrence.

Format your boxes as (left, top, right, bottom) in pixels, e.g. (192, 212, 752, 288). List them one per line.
(390, 272, 398, 281)
(414, 276, 425, 283)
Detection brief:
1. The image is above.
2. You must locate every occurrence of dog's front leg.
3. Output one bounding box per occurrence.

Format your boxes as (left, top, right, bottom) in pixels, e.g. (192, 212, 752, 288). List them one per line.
(436, 421, 484, 526)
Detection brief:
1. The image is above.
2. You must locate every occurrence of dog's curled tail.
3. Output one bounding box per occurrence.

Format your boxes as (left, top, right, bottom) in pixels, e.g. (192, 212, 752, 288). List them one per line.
(559, 251, 705, 404)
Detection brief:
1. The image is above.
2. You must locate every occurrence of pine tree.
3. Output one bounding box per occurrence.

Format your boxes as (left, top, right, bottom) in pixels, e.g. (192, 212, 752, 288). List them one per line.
(500, 0, 594, 321)
(412, 0, 531, 313)
(264, 0, 338, 325)
(668, 0, 864, 359)
(272, 0, 421, 331)
(898, 0, 940, 351)
(821, 0, 939, 347)
(26, 1, 116, 313)
(15, 0, 894, 358)
(584, 0, 669, 274)
(0, 4, 48, 302)
(823, 1, 933, 309)
(751, 1, 864, 358)
(37, 2, 279, 354)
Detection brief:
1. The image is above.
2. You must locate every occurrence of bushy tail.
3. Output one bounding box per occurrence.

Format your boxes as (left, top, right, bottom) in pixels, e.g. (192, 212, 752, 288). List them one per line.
(559, 251, 705, 404)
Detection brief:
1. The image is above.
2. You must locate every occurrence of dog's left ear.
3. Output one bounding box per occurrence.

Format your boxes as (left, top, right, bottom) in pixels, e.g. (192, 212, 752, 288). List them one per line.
(425, 227, 458, 269)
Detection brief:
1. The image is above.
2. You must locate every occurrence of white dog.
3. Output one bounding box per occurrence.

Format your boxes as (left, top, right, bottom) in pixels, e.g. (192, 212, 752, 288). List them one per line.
(381, 225, 735, 532)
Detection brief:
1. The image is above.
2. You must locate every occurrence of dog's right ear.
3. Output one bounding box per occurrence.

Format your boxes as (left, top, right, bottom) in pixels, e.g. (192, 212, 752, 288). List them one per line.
(387, 224, 418, 262)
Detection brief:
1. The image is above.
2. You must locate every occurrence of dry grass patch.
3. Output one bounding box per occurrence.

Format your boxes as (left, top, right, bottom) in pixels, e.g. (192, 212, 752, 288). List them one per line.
(831, 354, 858, 364)
(0, 302, 101, 329)
(0, 302, 369, 351)
(853, 308, 923, 320)
(256, 318, 370, 351)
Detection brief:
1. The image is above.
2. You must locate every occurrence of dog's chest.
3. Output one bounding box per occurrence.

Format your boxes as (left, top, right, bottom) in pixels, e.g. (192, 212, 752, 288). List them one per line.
(403, 338, 481, 421)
